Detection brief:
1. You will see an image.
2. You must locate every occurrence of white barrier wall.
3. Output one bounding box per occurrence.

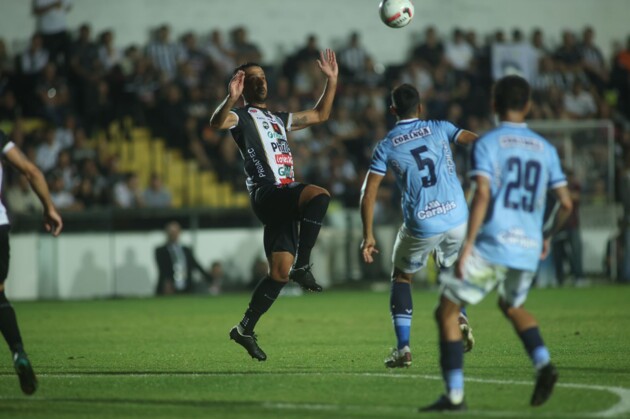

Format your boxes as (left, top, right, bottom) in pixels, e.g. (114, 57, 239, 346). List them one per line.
(0, 0, 628, 63)
(4, 223, 616, 301)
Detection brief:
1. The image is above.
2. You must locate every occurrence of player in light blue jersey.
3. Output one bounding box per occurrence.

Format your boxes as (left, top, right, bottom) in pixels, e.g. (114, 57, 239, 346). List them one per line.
(360, 84, 478, 368)
(421, 76, 573, 412)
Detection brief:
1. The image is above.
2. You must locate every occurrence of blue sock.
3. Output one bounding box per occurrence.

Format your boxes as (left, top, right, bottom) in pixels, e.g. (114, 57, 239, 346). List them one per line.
(440, 340, 464, 397)
(390, 282, 412, 349)
(519, 327, 551, 370)
(460, 307, 467, 317)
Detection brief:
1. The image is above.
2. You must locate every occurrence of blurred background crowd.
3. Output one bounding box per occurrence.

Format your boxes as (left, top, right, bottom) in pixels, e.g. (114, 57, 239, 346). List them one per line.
(0, 5, 629, 218)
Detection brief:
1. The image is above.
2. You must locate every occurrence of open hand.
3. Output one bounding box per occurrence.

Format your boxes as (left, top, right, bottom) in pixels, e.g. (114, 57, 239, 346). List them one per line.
(229, 70, 244, 99)
(317, 49, 338, 80)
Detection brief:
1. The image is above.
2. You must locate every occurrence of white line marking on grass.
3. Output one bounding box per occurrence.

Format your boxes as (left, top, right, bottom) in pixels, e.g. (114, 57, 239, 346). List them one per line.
(8, 372, 630, 418)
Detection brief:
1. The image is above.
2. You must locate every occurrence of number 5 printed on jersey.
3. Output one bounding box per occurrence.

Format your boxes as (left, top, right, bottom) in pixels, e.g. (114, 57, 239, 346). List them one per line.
(411, 146, 437, 187)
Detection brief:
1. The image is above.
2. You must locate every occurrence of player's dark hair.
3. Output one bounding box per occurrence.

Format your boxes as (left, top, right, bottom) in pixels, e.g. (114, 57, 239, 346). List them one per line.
(391, 84, 421, 118)
(232, 62, 262, 76)
(493, 75, 531, 116)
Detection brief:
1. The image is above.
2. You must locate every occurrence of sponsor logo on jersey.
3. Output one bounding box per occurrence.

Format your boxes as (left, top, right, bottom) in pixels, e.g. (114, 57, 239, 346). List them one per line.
(271, 141, 291, 153)
(271, 121, 283, 135)
(247, 147, 266, 178)
(497, 228, 539, 249)
(262, 121, 270, 129)
(391, 127, 432, 146)
(417, 200, 457, 220)
(275, 154, 293, 165)
(499, 135, 544, 151)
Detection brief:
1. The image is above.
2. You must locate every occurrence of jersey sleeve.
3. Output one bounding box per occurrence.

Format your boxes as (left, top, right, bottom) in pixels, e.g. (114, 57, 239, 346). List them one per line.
(436, 120, 463, 144)
(276, 111, 293, 132)
(227, 108, 241, 131)
(468, 137, 493, 180)
(0, 130, 14, 154)
(368, 141, 388, 176)
(547, 146, 567, 189)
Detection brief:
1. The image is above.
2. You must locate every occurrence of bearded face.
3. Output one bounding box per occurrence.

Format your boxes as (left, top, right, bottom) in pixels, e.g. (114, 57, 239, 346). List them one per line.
(243, 66, 267, 104)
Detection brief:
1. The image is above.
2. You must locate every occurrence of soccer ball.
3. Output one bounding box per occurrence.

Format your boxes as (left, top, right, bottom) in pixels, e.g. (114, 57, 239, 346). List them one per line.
(379, 0, 414, 28)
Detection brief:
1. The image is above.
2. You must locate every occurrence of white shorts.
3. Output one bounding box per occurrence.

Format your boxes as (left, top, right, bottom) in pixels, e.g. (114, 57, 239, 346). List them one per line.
(440, 248, 535, 307)
(392, 223, 467, 274)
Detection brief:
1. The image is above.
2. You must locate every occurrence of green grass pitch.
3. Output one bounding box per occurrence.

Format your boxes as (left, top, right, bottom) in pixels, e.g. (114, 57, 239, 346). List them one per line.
(0, 285, 629, 418)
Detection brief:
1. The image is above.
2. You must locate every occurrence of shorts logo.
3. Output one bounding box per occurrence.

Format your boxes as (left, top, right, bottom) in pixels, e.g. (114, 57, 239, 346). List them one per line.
(402, 256, 422, 268)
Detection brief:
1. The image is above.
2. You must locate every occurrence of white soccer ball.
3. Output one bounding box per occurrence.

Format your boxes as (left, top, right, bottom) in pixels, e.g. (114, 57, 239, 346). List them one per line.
(379, 0, 415, 28)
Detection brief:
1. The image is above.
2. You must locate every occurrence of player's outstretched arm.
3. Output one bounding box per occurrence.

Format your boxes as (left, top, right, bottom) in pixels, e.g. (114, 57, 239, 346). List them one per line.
(360, 172, 384, 264)
(291, 49, 338, 131)
(5, 147, 63, 236)
(456, 175, 491, 278)
(455, 130, 479, 145)
(209, 70, 243, 130)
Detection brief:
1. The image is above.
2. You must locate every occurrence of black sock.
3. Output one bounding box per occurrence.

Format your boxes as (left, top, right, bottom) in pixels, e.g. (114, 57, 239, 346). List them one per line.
(239, 276, 286, 334)
(295, 194, 330, 268)
(0, 291, 24, 354)
(439, 340, 464, 393)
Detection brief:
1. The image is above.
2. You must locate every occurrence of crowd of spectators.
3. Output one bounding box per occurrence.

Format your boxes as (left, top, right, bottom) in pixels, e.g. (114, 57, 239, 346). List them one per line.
(1, 7, 630, 218)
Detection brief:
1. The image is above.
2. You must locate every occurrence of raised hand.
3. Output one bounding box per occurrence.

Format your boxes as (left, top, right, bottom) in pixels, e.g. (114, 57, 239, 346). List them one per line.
(317, 49, 338, 80)
(229, 70, 245, 99)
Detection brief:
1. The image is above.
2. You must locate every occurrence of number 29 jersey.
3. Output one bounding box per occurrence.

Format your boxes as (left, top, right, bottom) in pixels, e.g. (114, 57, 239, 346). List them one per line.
(469, 122, 567, 271)
(369, 119, 468, 238)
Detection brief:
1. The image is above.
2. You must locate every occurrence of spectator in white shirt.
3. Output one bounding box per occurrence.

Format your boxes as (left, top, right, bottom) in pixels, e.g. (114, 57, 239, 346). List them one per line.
(113, 172, 144, 208)
(35, 126, 62, 172)
(20, 33, 49, 75)
(31, 0, 71, 66)
(445, 28, 473, 72)
(563, 81, 597, 119)
(146, 25, 181, 80)
(98, 30, 121, 72)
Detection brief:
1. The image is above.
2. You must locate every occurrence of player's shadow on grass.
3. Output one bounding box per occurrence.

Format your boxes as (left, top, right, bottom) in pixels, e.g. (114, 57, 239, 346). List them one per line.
(114, 248, 152, 297)
(71, 251, 109, 299)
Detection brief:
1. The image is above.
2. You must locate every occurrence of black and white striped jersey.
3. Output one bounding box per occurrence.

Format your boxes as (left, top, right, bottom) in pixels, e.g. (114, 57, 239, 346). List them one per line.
(229, 105, 295, 193)
(0, 130, 15, 225)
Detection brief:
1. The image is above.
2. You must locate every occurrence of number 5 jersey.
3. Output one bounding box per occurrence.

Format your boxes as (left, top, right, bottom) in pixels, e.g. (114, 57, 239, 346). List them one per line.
(368, 118, 469, 239)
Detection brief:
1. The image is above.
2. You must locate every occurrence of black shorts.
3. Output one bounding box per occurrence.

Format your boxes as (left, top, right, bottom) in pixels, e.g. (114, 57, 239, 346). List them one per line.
(250, 182, 307, 257)
(0, 225, 10, 283)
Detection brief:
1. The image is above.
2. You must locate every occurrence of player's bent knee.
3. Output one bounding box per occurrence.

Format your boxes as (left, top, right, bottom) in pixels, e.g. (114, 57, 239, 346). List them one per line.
(498, 299, 521, 318)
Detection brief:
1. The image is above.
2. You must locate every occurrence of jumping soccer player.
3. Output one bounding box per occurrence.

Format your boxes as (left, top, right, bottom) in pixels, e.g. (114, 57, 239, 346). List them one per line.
(0, 129, 63, 394)
(360, 84, 477, 368)
(210, 49, 338, 361)
(421, 75, 572, 411)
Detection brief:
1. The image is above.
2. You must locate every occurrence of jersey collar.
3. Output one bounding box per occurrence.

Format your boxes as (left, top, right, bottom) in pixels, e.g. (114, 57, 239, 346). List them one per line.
(500, 121, 528, 128)
(396, 118, 420, 125)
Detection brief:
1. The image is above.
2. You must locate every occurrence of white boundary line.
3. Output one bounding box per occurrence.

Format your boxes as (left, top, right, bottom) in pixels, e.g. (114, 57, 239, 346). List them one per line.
(1, 372, 628, 417)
